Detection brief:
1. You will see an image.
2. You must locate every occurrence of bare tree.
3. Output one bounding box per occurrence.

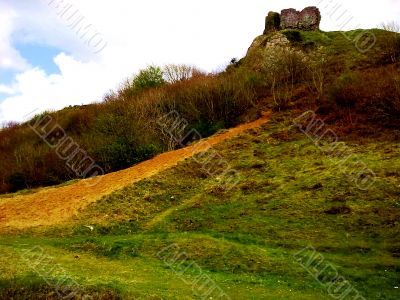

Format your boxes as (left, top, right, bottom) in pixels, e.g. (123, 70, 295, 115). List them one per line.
(261, 46, 307, 107)
(163, 64, 203, 84)
(381, 21, 400, 33)
(380, 22, 400, 63)
(306, 48, 328, 100)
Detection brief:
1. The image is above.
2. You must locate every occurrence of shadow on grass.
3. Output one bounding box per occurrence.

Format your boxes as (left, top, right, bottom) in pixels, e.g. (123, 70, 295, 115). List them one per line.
(0, 274, 121, 300)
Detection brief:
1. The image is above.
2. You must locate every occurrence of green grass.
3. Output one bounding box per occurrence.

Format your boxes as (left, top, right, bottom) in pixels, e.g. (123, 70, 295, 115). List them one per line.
(1, 111, 399, 299)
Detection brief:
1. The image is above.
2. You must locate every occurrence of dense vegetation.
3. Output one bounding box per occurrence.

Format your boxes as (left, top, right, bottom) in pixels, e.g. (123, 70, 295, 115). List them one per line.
(0, 28, 399, 196)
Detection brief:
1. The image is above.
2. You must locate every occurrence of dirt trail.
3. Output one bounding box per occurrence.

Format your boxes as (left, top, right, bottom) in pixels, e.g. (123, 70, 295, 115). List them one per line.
(0, 112, 270, 230)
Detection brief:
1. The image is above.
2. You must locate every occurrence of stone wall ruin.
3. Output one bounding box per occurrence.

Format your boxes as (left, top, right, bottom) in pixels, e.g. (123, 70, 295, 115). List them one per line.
(264, 6, 321, 34)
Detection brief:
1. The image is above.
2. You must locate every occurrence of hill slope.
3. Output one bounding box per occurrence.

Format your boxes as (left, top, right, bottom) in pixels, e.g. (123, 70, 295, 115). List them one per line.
(1, 28, 399, 195)
(0, 112, 270, 230)
(0, 111, 399, 299)
(0, 27, 399, 299)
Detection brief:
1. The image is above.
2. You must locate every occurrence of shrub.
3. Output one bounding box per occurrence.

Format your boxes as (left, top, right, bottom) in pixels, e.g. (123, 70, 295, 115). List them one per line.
(133, 143, 161, 163)
(329, 67, 400, 120)
(329, 72, 361, 107)
(0, 63, 260, 194)
(282, 30, 302, 43)
(380, 22, 400, 63)
(161, 69, 257, 125)
(7, 172, 27, 192)
(98, 138, 135, 171)
(131, 65, 166, 91)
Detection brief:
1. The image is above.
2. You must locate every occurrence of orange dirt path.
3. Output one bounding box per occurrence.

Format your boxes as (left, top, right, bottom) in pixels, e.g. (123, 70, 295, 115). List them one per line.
(0, 112, 270, 230)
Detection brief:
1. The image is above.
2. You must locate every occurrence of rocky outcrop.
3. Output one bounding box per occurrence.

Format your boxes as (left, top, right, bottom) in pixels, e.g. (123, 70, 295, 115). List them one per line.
(246, 32, 290, 56)
(264, 6, 321, 33)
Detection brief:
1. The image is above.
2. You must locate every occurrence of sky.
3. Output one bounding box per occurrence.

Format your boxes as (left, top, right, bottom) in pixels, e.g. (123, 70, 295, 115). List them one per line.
(0, 0, 399, 125)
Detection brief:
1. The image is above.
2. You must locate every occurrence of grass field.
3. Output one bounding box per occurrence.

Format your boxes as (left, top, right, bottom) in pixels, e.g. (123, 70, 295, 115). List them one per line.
(1, 111, 399, 299)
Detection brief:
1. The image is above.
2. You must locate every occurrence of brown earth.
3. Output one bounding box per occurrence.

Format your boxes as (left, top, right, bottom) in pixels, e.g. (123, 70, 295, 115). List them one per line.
(0, 112, 270, 231)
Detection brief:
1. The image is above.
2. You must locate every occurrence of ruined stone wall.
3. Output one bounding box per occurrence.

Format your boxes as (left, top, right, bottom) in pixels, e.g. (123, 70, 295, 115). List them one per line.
(264, 6, 321, 33)
(281, 9, 300, 30)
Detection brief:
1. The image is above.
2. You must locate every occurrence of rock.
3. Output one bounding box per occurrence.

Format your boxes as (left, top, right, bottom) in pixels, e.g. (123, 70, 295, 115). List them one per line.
(265, 32, 290, 48)
(247, 35, 269, 55)
(246, 33, 290, 56)
(264, 11, 281, 34)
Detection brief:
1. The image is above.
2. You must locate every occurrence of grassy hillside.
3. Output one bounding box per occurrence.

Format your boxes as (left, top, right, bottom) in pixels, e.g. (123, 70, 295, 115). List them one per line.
(1, 111, 399, 299)
(1, 28, 399, 195)
(0, 27, 399, 299)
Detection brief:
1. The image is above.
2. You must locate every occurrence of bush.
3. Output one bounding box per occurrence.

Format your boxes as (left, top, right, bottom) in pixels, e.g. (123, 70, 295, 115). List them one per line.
(329, 72, 361, 107)
(329, 67, 400, 120)
(131, 66, 166, 91)
(133, 144, 161, 163)
(0, 63, 260, 194)
(282, 30, 302, 43)
(160, 69, 257, 126)
(7, 172, 27, 192)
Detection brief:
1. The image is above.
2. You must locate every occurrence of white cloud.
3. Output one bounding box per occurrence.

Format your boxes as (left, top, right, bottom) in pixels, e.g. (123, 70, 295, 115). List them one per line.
(0, 84, 16, 95)
(0, 53, 117, 123)
(1, 0, 399, 124)
(0, 6, 29, 71)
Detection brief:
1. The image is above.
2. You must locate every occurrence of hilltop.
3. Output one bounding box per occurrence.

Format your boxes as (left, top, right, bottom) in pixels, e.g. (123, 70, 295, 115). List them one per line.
(0, 10, 399, 300)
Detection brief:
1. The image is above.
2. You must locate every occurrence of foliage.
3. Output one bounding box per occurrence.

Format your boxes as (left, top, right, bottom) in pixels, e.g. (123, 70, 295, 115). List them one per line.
(329, 72, 361, 107)
(0, 66, 259, 194)
(131, 65, 166, 92)
(329, 67, 400, 121)
(6, 173, 27, 192)
(282, 30, 302, 43)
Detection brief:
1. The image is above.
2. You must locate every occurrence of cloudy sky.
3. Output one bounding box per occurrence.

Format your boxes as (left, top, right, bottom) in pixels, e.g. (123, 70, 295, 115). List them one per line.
(0, 0, 399, 125)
